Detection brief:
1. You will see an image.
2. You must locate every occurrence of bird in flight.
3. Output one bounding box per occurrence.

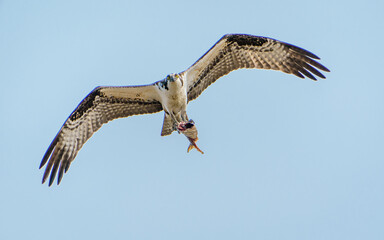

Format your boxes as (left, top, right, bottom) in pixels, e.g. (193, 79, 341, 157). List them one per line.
(40, 34, 330, 186)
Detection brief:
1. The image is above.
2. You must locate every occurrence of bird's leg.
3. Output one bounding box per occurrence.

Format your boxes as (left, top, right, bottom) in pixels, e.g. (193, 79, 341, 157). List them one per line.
(168, 112, 179, 124)
(181, 111, 189, 122)
(168, 112, 181, 133)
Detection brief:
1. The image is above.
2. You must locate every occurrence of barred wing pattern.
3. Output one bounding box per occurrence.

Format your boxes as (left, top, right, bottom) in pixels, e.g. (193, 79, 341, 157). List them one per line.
(40, 85, 162, 186)
(184, 34, 330, 101)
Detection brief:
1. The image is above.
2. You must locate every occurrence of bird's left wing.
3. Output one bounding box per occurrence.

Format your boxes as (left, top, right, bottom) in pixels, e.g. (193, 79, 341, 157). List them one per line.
(40, 84, 162, 186)
(183, 34, 330, 101)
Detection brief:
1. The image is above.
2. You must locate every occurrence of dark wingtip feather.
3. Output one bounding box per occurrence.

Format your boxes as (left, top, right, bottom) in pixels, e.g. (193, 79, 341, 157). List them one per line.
(305, 58, 330, 73)
(314, 71, 326, 79)
(288, 44, 320, 60)
(40, 132, 61, 169)
(42, 172, 49, 185)
(48, 157, 62, 186)
(298, 59, 327, 79)
(300, 69, 317, 81)
(48, 167, 57, 187)
(292, 71, 305, 79)
(64, 161, 71, 173)
(321, 65, 330, 72)
(57, 162, 66, 185)
(39, 162, 46, 170)
(279, 38, 330, 79)
(43, 147, 65, 186)
(42, 160, 54, 184)
(39, 159, 46, 169)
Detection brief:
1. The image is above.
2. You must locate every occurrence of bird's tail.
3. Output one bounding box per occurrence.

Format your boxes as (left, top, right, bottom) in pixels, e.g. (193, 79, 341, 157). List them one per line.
(161, 113, 174, 136)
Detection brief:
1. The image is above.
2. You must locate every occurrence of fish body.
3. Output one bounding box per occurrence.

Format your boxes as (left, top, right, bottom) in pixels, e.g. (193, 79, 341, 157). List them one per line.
(177, 120, 204, 154)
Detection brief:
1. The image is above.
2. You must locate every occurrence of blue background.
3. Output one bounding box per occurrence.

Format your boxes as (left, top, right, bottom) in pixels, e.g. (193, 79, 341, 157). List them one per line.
(1, 0, 383, 239)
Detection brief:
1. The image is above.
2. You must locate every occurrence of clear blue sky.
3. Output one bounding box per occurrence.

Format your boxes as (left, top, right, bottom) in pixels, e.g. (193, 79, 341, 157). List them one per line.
(1, 0, 383, 239)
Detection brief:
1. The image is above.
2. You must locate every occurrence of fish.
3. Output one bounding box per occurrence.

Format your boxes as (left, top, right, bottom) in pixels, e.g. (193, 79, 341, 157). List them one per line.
(177, 120, 204, 154)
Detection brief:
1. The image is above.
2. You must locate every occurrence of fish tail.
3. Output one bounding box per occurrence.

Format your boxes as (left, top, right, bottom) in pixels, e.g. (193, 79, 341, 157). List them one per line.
(187, 143, 204, 154)
(187, 144, 194, 153)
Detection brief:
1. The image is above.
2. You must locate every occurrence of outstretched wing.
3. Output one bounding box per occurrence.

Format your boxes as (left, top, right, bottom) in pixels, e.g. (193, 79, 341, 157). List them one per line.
(40, 85, 162, 186)
(184, 34, 330, 101)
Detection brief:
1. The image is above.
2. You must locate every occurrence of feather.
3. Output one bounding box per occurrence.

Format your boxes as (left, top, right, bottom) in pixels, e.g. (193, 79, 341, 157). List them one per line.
(40, 85, 162, 186)
(184, 34, 330, 101)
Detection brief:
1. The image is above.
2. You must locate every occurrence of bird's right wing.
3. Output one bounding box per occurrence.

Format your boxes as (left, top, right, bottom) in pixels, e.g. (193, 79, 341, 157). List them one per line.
(183, 34, 330, 102)
(40, 84, 162, 186)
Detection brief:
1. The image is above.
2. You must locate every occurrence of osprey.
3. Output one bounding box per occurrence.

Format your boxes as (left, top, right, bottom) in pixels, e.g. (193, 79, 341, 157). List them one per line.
(40, 34, 329, 186)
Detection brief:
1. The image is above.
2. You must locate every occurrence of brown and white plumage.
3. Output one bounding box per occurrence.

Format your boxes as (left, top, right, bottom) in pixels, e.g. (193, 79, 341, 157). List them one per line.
(185, 34, 329, 101)
(40, 34, 329, 186)
(40, 85, 162, 186)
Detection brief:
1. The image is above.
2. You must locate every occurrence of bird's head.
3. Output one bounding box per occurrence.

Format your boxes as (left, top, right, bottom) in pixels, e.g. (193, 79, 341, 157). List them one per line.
(166, 73, 178, 82)
(157, 73, 184, 91)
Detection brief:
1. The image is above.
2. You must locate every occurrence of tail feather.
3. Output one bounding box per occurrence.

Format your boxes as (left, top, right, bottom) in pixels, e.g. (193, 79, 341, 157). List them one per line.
(161, 113, 175, 136)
